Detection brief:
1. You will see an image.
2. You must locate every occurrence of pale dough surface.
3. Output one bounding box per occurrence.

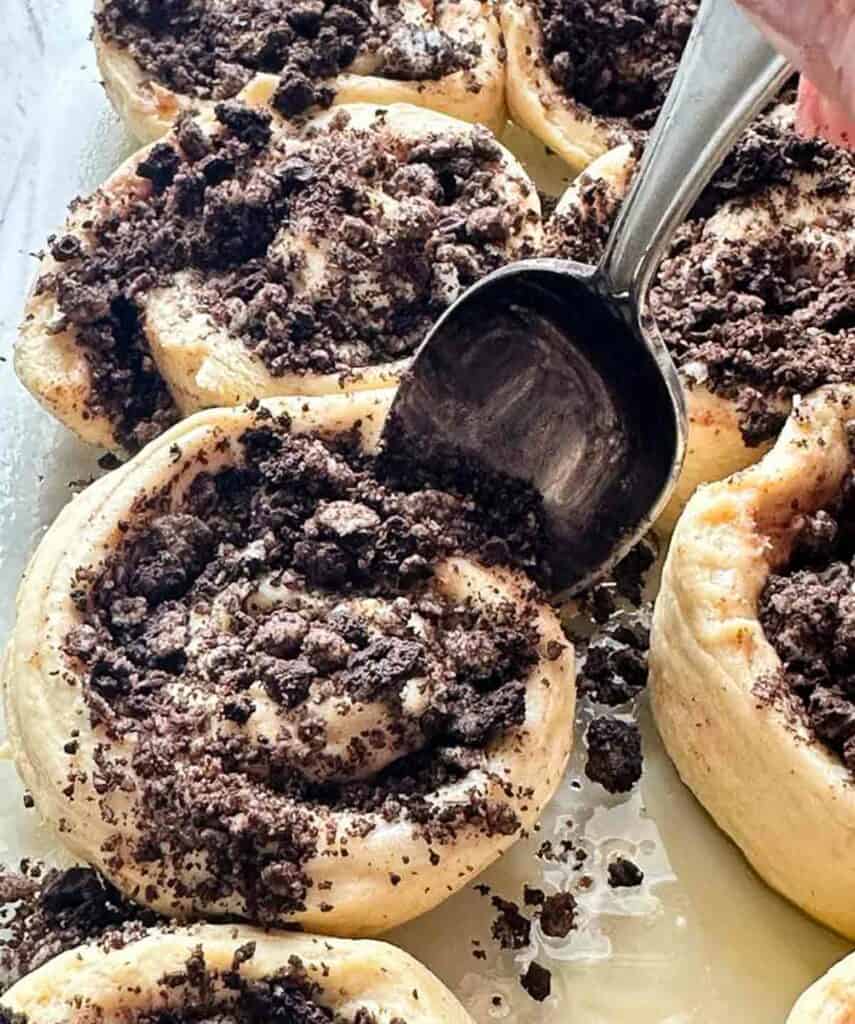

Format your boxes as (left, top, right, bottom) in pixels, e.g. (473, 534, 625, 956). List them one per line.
(16, 90, 540, 452)
(3, 389, 575, 935)
(94, 0, 507, 142)
(1, 923, 474, 1023)
(650, 386, 855, 939)
(788, 951, 855, 1024)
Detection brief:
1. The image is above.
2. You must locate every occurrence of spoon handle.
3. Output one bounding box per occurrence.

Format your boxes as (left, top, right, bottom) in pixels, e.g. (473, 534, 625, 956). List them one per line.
(599, 0, 791, 301)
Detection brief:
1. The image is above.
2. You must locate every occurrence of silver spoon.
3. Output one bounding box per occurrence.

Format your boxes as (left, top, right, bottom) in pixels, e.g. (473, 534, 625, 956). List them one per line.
(382, 0, 791, 594)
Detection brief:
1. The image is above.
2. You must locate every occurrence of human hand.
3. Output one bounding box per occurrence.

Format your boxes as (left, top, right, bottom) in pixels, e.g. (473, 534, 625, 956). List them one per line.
(736, 0, 854, 148)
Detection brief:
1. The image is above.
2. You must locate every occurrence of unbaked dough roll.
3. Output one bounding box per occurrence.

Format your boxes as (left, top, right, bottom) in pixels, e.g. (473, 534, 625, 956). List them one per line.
(94, 0, 506, 143)
(1, 923, 474, 1023)
(788, 952, 855, 1024)
(16, 87, 540, 453)
(544, 102, 855, 534)
(3, 389, 574, 935)
(650, 385, 855, 939)
(501, 0, 698, 173)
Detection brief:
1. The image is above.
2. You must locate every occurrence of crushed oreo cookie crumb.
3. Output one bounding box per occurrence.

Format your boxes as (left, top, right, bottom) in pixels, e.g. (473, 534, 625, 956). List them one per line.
(584, 717, 642, 793)
(0, 864, 159, 991)
(520, 960, 552, 1002)
(759, 470, 855, 771)
(539, 891, 577, 938)
(578, 609, 650, 705)
(490, 896, 532, 950)
(534, 0, 698, 133)
(607, 857, 644, 888)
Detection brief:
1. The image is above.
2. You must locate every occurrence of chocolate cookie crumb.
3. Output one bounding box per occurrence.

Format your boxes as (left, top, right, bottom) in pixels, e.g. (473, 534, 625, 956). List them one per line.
(536, 838, 576, 864)
(377, 27, 478, 81)
(539, 891, 577, 938)
(608, 857, 644, 888)
(584, 717, 642, 793)
(137, 143, 182, 194)
(578, 609, 650, 705)
(759, 472, 855, 771)
(535, 0, 699, 132)
(98, 452, 123, 472)
(0, 864, 159, 990)
(577, 536, 656, 625)
(490, 896, 532, 950)
(521, 960, 552, 1002)
(147, 949, 387, 1022)
(523, 885, 545, 906)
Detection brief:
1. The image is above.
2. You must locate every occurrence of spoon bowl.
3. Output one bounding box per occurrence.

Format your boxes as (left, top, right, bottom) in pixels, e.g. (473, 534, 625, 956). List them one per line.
(387, 259, 684, 593)
(383, 0, 791, 593)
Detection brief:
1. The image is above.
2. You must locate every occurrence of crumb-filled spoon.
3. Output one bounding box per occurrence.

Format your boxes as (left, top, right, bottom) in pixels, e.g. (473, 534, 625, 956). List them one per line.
(382, 0, 791, 594)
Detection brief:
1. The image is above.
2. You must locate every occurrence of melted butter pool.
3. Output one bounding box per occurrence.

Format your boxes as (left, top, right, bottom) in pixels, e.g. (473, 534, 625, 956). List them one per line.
(393, 698, 848, 1021)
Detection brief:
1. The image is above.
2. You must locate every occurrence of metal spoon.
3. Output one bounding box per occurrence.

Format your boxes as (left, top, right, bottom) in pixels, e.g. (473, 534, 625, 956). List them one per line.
(382, 0, 791, 594)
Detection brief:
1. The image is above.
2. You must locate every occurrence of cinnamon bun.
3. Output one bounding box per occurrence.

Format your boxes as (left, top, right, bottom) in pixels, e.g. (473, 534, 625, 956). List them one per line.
(3, 390, 574, 935)
(650, 386, 855, 938)
(16, 89, 540, 453)
(1, 923, 474, 1023)
(94, 0, 506, 142)
(544, 101, 855, 532)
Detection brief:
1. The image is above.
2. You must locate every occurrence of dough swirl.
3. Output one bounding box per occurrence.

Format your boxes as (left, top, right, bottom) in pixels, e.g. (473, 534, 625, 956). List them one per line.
(3, 390, 574, 935)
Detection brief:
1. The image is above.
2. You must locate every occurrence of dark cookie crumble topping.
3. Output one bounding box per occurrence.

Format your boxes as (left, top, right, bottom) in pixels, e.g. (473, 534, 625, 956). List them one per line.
(464, 545, 654, 1003)
(37, 103, 530, 450)
(545, 101, 855, 445)
(62, 413, 553, 923)
(96, 0, 481, 115)
(758, 464, 855, 772)
(0, 864, 160, 992)
(533, 0, 698, 133)
(520, 960, 552, 1002)
(145, 948, 397, 1024)
(584, 716, 642, 794)
(607, 856, 643, 888)
(0, 894, 400, 1024)
(577, 608, 650, 706)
